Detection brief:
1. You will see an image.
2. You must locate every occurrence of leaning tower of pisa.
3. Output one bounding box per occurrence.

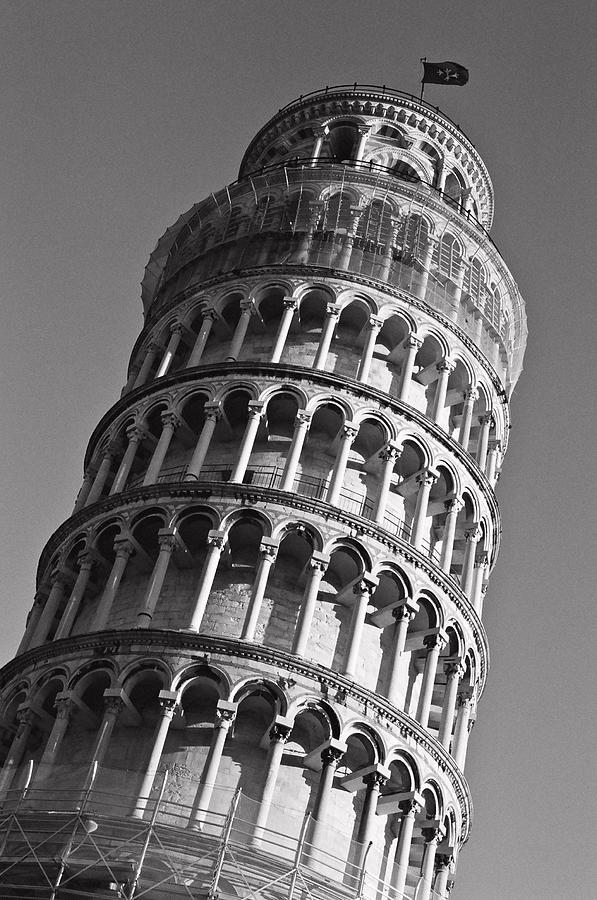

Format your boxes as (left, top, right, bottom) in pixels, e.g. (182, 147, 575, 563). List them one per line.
(0, 85, 526, 899)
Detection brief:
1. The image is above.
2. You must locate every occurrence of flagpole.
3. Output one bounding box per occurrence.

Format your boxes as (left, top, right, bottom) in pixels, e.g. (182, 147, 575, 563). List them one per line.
(419, 57, 426, 102)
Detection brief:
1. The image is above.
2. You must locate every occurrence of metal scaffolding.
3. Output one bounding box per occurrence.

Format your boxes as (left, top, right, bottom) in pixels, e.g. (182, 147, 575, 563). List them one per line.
(0, 763, 449, 900)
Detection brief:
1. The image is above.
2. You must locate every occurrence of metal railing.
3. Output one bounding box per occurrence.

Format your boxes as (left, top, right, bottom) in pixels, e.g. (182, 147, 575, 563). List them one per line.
(132, 463, 441, 565)
(0, 763, 451, 900)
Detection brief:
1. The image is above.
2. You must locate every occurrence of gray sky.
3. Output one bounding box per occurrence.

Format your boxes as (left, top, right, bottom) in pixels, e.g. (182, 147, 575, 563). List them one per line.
(2, 2, 596, 896)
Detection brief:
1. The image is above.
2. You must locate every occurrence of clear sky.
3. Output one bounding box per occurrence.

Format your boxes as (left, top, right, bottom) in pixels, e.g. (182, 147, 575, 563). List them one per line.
(1, 2, 596, 897)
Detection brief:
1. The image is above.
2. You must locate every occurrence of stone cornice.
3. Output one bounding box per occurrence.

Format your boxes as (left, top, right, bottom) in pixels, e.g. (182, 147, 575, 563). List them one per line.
(0, 629, 473, 839)
(33, 478, 490, 694)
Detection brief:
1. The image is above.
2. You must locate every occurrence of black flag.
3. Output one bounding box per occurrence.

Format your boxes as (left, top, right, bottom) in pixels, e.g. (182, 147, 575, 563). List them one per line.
(422, 61, 469, 86)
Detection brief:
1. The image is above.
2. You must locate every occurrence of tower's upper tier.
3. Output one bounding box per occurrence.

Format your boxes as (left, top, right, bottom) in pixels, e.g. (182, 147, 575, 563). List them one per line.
(141, 85, 527, 393)
(240, 84, 494, 228)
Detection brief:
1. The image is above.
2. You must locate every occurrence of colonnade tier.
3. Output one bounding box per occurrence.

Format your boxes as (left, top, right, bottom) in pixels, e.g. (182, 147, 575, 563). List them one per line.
(122, 279, 508, 463)
(132, 270, 514, 420)
(0, 634, 474, 887)
(237, 85, 493, 228)
(23, 487, 487, 706)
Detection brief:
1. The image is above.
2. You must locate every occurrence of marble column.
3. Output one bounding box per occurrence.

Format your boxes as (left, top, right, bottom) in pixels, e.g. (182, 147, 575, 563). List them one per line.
(132, 690, 179, 817)
(0, 707, 36, 796)
(143, 412, 180, 486)
(373, 442, 401, 524)
(452, 692, 475, 768)
(461, 527, 481, 597)
(110, 426, 146, 495)
(418, 826, 445, 900)
(156, 324, 185, 378)
(476, 412, 494, 470)
(251, 717, 293, 842)
(438, 661, 464, 748)
(313, 302, 341, 370)
(292, 553, 329, 656)
(85, 446, 116, 506)
(34, 694, 73, 783)
(398, 335, 423, 403)
(29, 570, 68, 647)
(326, 423, 358, 506)
(185, 402, 220, 481)
(458, 388, 478, 449)
(230, 402, 264, 483)
(92, 537, 134, 631)
(342, 575, 378, 677)
(226, 301, 253, 361)
(270, 297, 298, 363)
(355, 770, 387, 868)
(189, 701, 237, 827)
(133, 341, 161, 389)
(187, 309, 217, 367)
(241, 538, 279, 641)
(54, 552, 94, 640)
(89, 692, 124, 769)
(411, 469, 438, 550)
(356, 315, 383, 383)
(188, 530, 226, 632)
(307, 741, 346, 854)
(136, 529, 177, 629)
(391, 795, 423, 899)
(279, 411, 311, 492)
(439, 498, 463, 574)
(385, 599, 419, 705)
(416, 631, 447, 728)
(432, 359, 455, 424)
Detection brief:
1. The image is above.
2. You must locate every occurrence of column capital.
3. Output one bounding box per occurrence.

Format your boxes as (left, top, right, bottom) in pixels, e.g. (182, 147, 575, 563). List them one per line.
(488, 438, 502, 453)
(295, 410, 312, 428)
(474, 550, 490, 570)
(259, 537, 279, 562)
(169, 322, 185, 336)
(321, 743, 346, 767)
(423, 628, 448, 651)
(356, 124, 372, 136)
(480, 411, 495, 426)
(126, 424, 147, 443)
(422, 823, 446, 844)
(325, 302, 342, 319)
(207, 529, 226, 550)
(353, 572, 379, 597)
(16, 705, 35, 728)
(436, 357, 456, 374)
(444, 658, 465, 678)
(247, 400, 266, 419)
(49, 568, 69, 588)
(54, 694, 74, 720)
(464, 387, 479, 403)
(309, 551, 330, 573)
(405, 333, 423, 350)
(392, 598, 420, 622)
(399, 791, 425, 816)
(368, 314, 383, 330)
(158, 689, 179, 715)
(215, 699, 237, 727)
(113, 536, 135, 559)
(201, 306, 219, 322)
(160, 411, 182, 430)
(269, 715, 293, 743)
(464, 525, 482, 543)
(379, 440, 402, 463)
(416, 468, 439, 488)
(240, 299, 255, 314)
(76, 550, 95, 572)
(203, 401, 222, 422)
(282, 296, 299, 311)
(341, 421, 359, 442)
(157, 528, 178, 552)
(444, 497, 464, 514)
(102, 689, 125, 717)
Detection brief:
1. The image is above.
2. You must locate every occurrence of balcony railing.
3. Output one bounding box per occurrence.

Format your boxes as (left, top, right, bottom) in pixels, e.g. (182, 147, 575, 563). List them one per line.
(129, 463, 441, 566)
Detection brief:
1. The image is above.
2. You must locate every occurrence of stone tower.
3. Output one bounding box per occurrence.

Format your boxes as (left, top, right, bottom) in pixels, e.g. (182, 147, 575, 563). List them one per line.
(0, 84, 526, 899)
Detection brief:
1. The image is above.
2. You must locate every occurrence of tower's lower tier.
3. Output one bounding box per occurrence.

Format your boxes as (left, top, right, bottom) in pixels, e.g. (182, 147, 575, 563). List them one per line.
(0, 635, 469, 898)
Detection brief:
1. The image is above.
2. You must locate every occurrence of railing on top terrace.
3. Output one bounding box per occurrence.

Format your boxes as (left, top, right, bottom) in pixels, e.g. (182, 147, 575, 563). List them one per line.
(128, 463, 443, 568)
(262, 82, 475, 145)
(0, 762, 452, 900)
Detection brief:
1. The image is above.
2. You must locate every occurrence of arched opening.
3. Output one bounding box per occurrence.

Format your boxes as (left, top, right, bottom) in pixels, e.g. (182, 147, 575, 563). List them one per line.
(411, 335, 444, 418)
(297, 403, 345, 499)
(369, 315, 411, 395)
(325, 121, 359, 162)
(329, 300, 370, 379)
